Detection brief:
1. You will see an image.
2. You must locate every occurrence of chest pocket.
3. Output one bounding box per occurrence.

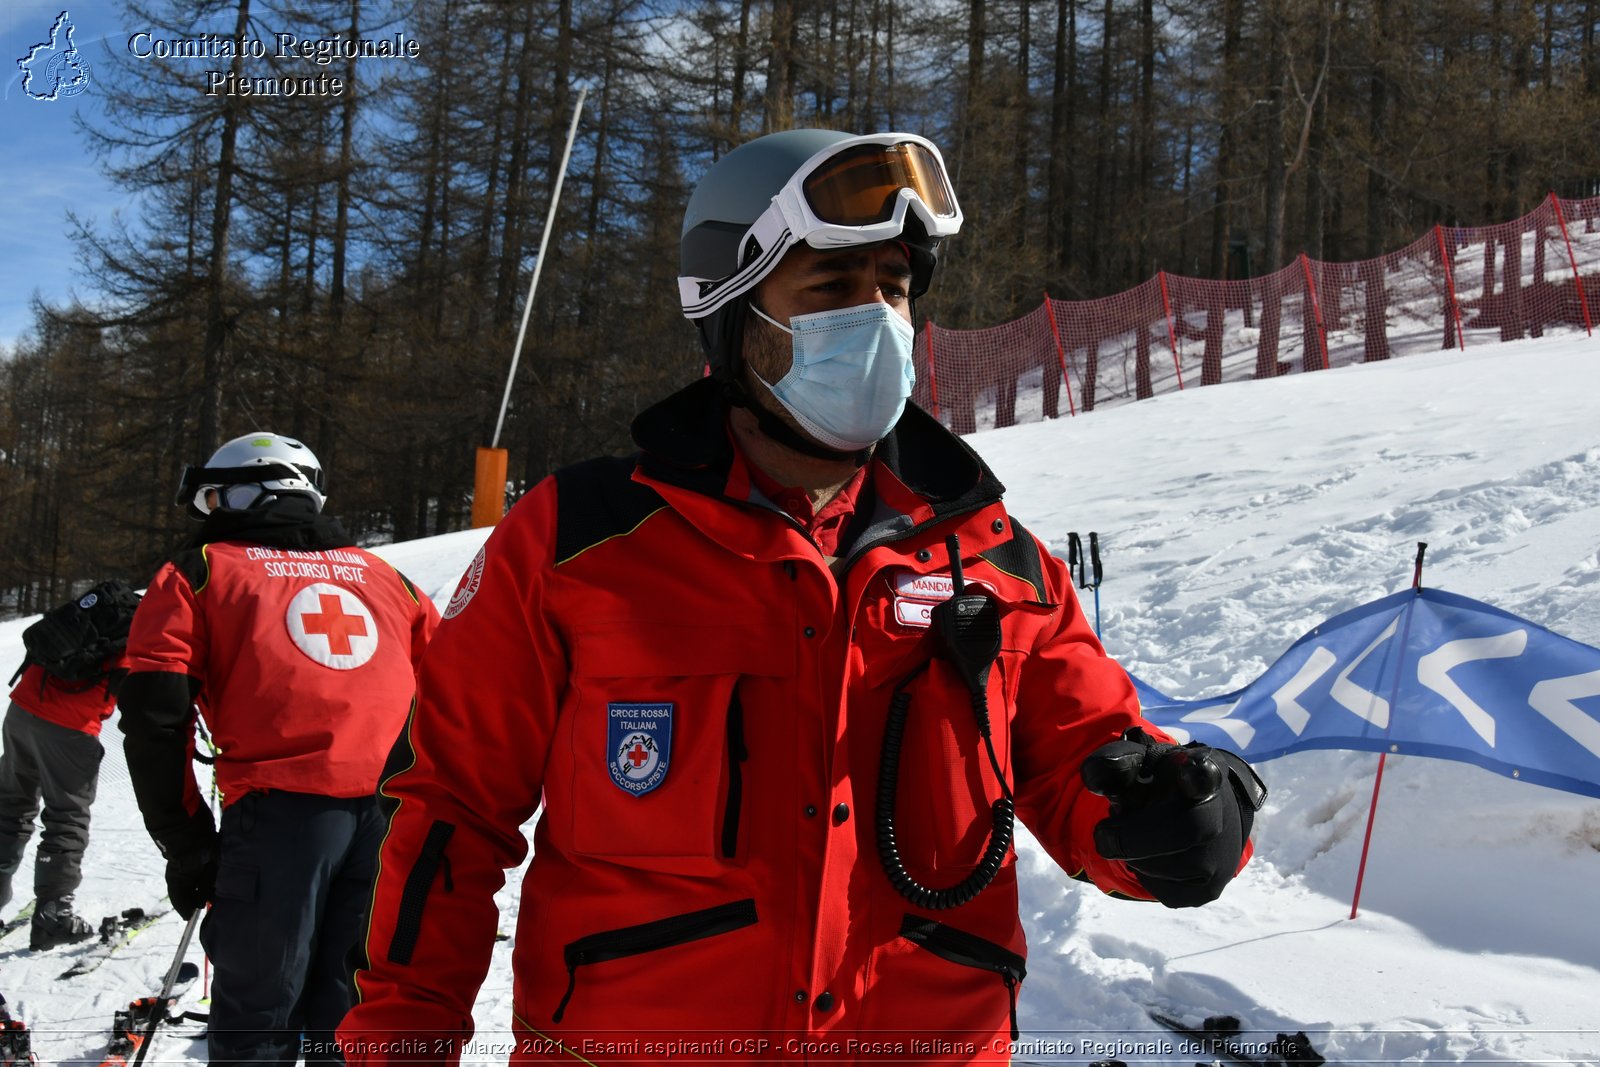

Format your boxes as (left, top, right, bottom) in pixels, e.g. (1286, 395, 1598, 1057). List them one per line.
(561, 622, 793, 875)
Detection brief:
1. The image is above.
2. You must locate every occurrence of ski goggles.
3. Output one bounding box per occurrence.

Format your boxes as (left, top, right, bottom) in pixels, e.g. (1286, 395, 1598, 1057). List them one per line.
(192, 484, 269, 515)
(680, 133, 963, 319)
(175, 462, 323, 514)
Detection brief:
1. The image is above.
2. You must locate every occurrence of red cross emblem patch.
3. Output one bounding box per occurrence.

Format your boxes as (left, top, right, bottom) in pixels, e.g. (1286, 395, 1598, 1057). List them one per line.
(285, 583, 379, 669)
(607, 702, 673, 796)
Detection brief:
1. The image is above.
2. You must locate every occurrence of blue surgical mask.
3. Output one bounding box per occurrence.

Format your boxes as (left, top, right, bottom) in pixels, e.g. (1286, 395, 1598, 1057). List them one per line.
(750, 301, 917, 451)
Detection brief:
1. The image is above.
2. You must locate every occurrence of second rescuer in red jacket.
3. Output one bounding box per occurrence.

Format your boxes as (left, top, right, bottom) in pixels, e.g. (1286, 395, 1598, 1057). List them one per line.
(341, 130, 1266, 1064)
(119, 432, 440, 1067)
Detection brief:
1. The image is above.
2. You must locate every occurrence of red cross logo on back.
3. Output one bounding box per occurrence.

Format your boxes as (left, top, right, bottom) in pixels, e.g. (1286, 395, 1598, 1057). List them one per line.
(284, 583, 379, 669)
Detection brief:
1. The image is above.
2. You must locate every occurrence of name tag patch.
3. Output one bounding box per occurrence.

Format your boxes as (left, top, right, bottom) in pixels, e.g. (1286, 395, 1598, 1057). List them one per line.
(607, 702, 673, 796)
(890, 569, 997, 629)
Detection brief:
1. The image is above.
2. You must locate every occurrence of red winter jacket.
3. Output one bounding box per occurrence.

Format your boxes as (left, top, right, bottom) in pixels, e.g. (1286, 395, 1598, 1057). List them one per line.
(121, 514, 439, 820)
(341, 381, 1236, 1065)
(8, 657, 126, 737)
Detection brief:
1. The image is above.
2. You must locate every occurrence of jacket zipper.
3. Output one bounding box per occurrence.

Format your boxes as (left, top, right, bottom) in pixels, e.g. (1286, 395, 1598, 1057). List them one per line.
(386, 819, 455, 965)
(555, 899, 758, 1022)
(721, 688, 748, 859)
(899, 914, 1027, 1039)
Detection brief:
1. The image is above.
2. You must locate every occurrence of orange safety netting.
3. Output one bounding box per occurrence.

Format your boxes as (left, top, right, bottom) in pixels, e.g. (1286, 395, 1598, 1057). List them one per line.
(915, 194, 1599, 434)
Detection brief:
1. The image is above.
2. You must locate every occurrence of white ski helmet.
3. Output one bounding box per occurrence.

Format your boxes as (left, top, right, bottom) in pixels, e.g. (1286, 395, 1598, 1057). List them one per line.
(175, 432, 326, 519)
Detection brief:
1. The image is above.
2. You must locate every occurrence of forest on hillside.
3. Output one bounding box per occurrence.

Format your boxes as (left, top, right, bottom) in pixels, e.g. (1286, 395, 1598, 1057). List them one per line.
(3, 0, 1599, 617)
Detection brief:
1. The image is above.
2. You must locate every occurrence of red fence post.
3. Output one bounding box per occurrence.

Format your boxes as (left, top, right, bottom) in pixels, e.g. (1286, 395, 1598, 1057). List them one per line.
(1434, 224, 1468, 351)
(1299, 253, 1331, 370)
(923, 321, 942, 421)
(1157, 271, 1185, 389)
(1041, 291, 1078, 417)
(1549, 193, 1595, 337)
(1351, 543, 1429, 920)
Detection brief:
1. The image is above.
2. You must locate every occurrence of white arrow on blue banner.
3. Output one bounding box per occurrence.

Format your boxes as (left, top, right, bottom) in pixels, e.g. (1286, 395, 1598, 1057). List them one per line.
(1131, 588, 1600, 798)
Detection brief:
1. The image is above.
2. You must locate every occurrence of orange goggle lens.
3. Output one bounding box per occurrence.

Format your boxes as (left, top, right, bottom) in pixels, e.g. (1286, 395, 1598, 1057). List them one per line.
(800, 141, 957, 227)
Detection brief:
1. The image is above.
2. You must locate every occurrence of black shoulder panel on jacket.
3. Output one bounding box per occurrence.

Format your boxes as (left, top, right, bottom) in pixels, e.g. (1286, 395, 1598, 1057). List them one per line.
(171, 547, 209, 591)
(553, 456, 668, 567)
(979, 517, 1051, 604)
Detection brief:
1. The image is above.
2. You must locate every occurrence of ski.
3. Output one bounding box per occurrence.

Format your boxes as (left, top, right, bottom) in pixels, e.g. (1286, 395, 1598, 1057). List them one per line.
(0, 902, 35, 942)
(59, 907, 171, 980)
(1146, 1008, 1328, 1067)
(97, 913, 202, 1067)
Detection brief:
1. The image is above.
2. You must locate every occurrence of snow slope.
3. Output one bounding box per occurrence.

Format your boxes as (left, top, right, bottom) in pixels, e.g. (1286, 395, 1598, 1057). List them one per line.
(2, 332, 1597, 1065)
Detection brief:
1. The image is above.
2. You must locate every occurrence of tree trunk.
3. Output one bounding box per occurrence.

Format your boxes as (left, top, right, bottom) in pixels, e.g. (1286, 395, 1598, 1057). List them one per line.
(1303, 34, 1330, 259)
(1048, 0, 1076, 272)
(962, 0, 987, 184)
(1362, 260, 1392, 361)
(1014, 0, 1031, 261)
(198, 0, 252, 457)
(1137, 0, 1155, 278)
(1365, 0, 1389, 257)
(329, 0, 360, 326)
(885, 0, 896, 128)
(765, 0, 794, 131)
(1210, 0, 1243, 279)
(731, 0, 753, 143)
(1089, 0, 1113, 277)
(494, 3, 541, 329)
(1263, 0, 1288, 271)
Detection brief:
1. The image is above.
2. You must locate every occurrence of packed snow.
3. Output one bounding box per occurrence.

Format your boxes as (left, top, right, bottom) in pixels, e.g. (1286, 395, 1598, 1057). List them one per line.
(2, 331, 1597, 1065)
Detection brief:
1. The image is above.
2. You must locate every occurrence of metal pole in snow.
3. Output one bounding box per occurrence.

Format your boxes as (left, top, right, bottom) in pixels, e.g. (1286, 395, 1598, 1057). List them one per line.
(1350, 541, 1428, 919)
(492, 86, 588, 450)
(1067, 532, 1104, 637)
(1089, 532, 1103, 638)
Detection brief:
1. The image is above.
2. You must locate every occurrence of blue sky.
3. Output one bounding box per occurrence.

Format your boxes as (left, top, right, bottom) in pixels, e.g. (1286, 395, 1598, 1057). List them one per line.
(1, 1, 135, 349)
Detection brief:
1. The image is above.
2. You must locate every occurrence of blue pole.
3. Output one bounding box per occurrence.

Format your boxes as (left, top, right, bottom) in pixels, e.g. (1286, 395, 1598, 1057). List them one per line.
(1088, 532, 1103, 638)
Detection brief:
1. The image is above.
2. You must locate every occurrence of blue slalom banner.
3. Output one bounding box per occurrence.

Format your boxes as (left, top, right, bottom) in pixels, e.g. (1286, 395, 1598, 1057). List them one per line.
(1130, 588, 1600, 799)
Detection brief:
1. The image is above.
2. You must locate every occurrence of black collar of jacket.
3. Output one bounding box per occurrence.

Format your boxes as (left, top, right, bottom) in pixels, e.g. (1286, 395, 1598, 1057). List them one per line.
(630, 376, 1007, 515)
(181, 495, 355, 553)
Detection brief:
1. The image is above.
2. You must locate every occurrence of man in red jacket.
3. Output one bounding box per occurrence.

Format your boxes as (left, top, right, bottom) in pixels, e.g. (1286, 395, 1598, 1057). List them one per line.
(340, 131, 1265, 1064)
(119, 432, 439, 1066)
(0, 648, 127, 948)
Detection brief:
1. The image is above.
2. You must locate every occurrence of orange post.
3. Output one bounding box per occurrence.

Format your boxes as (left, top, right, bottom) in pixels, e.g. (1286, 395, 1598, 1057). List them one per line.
(1157, 271, 1185, 389)
(1548, 193, 1595, 337)
(1434, 224, 1468, 351)
(473, 447, 509, 528)
(1041, 292, 1077, 416)
(1300, 253, 1331, 371)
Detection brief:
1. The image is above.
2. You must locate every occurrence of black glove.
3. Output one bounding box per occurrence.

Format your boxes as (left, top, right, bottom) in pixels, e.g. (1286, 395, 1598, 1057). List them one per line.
(1080, 727, 1266, 908)
(154, 811, 220, 920)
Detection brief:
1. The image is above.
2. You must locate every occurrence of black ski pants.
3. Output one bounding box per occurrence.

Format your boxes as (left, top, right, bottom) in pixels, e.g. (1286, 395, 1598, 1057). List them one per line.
(201, 789, 384, 1067)
(0, 701, 103, 904)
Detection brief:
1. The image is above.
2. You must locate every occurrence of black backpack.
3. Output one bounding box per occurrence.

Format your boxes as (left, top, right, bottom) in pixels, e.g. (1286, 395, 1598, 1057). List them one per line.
(9, 580, 143, 687)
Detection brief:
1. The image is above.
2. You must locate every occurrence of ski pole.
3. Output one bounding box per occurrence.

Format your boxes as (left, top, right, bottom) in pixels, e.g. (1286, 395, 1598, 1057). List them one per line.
(128, 910, 202, 1067)
(1087, 532, 1103, 638)
(1065, 532, 1104, 636)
